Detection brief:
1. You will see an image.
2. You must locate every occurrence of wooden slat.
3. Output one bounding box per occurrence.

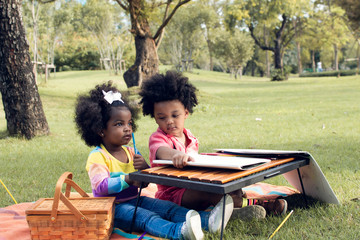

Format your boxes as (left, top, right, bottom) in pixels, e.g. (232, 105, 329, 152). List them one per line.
(142, 158, 295, 184)
(141, 166, 168, 174)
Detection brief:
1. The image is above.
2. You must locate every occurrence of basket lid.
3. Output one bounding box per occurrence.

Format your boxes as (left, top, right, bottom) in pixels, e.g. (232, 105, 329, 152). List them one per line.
(26, 197, 115, 215)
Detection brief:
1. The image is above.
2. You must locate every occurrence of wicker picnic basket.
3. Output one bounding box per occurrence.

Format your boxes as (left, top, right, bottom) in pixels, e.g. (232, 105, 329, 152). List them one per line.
(26, 172, 115, 240)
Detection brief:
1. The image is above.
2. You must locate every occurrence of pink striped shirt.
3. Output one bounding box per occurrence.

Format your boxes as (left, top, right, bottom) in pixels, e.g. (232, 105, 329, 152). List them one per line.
(149, 127, 199, 205)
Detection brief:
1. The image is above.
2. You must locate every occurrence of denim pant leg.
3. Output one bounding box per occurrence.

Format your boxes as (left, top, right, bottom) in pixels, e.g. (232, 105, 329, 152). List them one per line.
(135, 196, 211, 231)
(135, 196, 189, 222)
(198, 210, 210, 231)
(114, 199, 183, 240)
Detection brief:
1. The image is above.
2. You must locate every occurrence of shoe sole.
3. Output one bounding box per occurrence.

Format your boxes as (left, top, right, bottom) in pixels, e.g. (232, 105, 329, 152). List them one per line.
(186, 210, 204, 240)
(279, 199, 288, 215)
(231, 205, 266, 220)
(210, 194, 234, 233)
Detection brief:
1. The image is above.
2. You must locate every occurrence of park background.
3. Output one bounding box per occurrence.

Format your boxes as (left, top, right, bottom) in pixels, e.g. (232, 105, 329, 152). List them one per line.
(1, 0, 360, 239)
(15, 0, 360, 80)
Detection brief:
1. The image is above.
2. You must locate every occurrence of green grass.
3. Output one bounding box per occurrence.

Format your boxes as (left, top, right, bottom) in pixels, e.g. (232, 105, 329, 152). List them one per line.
(1, 69, 359, 239)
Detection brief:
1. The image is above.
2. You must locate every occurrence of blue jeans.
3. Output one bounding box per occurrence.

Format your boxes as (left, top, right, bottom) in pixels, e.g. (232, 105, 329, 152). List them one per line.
(114, 196, 210, 240)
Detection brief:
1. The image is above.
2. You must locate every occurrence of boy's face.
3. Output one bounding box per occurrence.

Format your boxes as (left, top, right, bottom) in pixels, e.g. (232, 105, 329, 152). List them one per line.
(102, 107, 133, 148)
(153, 100, 189, 138)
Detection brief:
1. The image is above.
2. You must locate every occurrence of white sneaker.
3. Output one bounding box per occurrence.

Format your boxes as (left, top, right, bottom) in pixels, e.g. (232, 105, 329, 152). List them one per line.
(208, 194, 234, 233)
(181, 210, 204, 240)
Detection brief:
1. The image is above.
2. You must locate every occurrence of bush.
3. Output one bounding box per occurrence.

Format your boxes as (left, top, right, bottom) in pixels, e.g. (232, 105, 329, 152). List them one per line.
(271, 68, 287, 81)
(55, 49, 101, 71)
(60, 65, 72, 71)
(299, 69, 358, 78)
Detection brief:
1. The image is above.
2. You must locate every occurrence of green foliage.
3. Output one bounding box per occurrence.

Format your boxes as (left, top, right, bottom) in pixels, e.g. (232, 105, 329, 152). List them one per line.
(19, 0, 359, 78)
(1, 69, 360, 239)
(270, 68, 287, 81)
(336, 0, 360, 31)
(54, 36, 100, 71)
(158, 3, 206, 67)
(299, 69, 358, 77)
(213, 28, 255, 75)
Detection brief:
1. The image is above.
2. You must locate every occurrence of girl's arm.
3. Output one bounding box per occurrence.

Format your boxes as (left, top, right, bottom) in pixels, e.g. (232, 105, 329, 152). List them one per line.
(133, 154, 149, 170)
(156, 146, 195, 168)
(88, 163, 131, 196)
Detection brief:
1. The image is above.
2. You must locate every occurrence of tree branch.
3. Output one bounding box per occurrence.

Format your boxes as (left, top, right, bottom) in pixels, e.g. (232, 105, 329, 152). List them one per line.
(153, 0, 191, 41)
(283, 32, 296, 49)
(155, 0, 171, 47)
(38, 0, 55, 3)
(249, 23, 274, 51)
(115, 0, 129, 11)
(275, 14, 288, 40)
(149, 0, 169, 9)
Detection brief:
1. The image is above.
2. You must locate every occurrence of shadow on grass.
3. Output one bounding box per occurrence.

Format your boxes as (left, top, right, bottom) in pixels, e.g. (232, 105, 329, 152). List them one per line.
(0, 130, 9, 139)
(282, 193, 321, 210)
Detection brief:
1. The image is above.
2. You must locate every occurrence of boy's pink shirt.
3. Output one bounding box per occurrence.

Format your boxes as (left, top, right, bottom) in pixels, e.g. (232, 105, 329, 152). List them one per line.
(148, 127, 199, 204)
(149, 127, 199, 165)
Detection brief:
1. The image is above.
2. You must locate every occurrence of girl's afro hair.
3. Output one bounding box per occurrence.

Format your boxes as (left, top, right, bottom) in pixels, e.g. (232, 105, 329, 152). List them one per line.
(74, 81, 139, 147)
(139, 70, 198, 117)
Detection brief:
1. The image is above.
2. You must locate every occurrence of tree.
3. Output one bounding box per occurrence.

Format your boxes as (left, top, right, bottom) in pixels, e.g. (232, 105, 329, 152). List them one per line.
(226, 0, 310, 80)
(336, 0, 360, 31)
(79, 0, 131, 75)
(0, 0, 49, 139)
(158, 2, 205, 71)
(335, 0, 360, 74)
(213, 29, 254, 79)
(324, 2, 351, 71)
(300, 8, 331, 72)
(115, 0, 190, 87)
(22, 0, 58, 82)
(196, 0, 222, 71)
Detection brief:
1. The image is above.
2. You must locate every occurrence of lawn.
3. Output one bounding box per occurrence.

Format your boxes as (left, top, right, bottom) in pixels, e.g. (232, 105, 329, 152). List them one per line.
(0, 69, 359, 239)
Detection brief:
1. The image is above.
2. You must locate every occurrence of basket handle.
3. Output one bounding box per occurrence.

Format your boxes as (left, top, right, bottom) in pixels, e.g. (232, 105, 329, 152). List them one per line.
(51, 172, 89, 223)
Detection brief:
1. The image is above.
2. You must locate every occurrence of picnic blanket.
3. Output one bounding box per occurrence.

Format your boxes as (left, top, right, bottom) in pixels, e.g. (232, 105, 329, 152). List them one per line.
(0, 183, 298, 240)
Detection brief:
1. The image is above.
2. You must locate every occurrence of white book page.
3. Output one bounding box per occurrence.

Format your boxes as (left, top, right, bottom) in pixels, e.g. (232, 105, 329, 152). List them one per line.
(153, 153, 270, 170)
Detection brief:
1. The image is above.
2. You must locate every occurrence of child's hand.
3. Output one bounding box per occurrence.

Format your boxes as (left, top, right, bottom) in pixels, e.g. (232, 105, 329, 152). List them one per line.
(172, 152, 195, 168)
(133, 154, 149, 170)
(125, 175, 148, 188)
(131, 180, 148, 188)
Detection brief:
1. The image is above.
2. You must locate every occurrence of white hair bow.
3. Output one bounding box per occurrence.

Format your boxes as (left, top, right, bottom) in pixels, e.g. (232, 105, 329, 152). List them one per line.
(102, 90, 124, 104)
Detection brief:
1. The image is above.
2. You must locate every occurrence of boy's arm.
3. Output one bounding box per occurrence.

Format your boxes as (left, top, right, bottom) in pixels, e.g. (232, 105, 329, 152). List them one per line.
(156, 146, 195, 169)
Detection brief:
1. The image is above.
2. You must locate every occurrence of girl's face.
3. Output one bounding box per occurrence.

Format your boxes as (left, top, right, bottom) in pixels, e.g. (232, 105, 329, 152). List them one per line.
(102, 107, 133, 148)
(154, 100, 189, 138)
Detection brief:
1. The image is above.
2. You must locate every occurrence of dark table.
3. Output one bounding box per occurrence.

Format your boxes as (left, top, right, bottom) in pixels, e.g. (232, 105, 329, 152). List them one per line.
(129, 157, 310, 239)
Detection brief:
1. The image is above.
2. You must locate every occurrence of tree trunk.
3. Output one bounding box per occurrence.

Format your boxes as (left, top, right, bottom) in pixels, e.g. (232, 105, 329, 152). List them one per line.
(274, 39, 282, 70)
(207, 39, 214, 71)
(31, 0, 38, 83)
(357, 39, 360, 75)
(123, 35, 159, 87)
(118, 0, 190, 87)
(204, 23, 213, 71)
(263, 25, 270, 78)
(296, 41, 302, 74)
(0, 0, 49, 139)
(333, 43, 339, 71)
(293, 18, 303, 75)
(311, 50, 316, 73)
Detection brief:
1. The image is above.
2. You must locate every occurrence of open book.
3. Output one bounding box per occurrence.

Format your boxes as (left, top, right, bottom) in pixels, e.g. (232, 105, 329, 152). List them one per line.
(152, 153, 270, 170)
(215, 149, 309, 159)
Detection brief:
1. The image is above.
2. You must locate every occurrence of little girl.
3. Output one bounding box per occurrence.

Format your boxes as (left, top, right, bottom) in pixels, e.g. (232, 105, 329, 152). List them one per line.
(139, 71, 287, 218)
(74, 81, 233, 240)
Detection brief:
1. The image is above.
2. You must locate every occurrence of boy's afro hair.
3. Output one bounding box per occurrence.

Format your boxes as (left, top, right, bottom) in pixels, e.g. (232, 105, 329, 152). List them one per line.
(139, 70, 198, 117)
(74, 81, 139, 147)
